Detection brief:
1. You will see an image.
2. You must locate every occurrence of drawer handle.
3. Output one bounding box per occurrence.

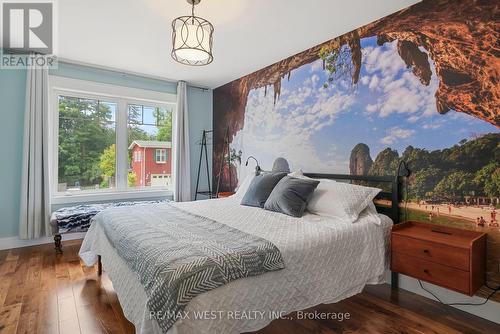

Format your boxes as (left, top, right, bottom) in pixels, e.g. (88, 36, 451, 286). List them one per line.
(423, 269, 429, 274)
(423, 249, 430, 254)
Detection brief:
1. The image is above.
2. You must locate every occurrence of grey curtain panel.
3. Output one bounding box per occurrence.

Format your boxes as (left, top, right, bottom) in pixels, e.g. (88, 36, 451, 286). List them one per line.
(19, 66, 51, 239)
(173, 81, 191, 201)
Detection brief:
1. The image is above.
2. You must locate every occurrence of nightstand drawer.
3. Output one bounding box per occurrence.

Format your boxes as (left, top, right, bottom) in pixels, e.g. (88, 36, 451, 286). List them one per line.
(392, 252, 470, 294)
(392, 234, 469, 271)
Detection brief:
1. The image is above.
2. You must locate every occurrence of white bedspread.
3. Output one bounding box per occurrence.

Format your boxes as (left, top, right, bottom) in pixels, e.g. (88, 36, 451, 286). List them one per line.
(79, 197, 392, 334)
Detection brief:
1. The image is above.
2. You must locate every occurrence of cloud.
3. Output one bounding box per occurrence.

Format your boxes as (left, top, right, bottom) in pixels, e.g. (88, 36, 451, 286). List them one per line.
(232, 74, 355, 180)
(309, 59, 323, 73)
(422, 119, 445, 129)
(379, 127, 416, 145)
(368, 75, 380, 90)
(365, 103, 378, 113)
(407, 115, 420, 123)
(361, 41, 439, 122)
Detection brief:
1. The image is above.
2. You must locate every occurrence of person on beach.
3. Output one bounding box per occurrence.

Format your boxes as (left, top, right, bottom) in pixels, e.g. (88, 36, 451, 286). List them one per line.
(448, 205, 451, 214)
(480, 216, 487, 226)
(491, 210, 497, 222)
(428, 212, 433, 221)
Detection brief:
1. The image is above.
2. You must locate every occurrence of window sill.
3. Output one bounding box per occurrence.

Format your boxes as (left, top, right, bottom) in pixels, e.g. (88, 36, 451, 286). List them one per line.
(51, 188, 173, 205)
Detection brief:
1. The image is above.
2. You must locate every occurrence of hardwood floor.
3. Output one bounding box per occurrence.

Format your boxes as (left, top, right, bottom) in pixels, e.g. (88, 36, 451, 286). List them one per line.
(1, 240, 499, 334)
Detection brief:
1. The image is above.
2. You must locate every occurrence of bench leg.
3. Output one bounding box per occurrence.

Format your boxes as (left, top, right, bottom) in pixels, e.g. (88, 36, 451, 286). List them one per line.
(98, 255, 102, 276)
(54, 234, 62, 254)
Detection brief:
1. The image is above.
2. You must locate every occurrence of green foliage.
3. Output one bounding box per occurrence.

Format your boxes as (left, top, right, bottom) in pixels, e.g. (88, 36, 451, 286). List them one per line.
(99, 144, 116, 179)
(58, 97, 115, 187)
(128, 171, 137, 187)
(156, 109, 172, 142)
(409, 167, 444, 200)
(369, 148, 399, 176)
(228, 148, 242, 166)
(369, 133, 500, 202)
(474, 162, 500, 197)
(318, 45, 354, 89)
(432, 171, 475, 201)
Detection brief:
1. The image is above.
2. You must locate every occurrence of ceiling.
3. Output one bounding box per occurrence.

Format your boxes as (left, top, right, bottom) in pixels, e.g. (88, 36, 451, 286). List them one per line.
(58, 0, 419, 88)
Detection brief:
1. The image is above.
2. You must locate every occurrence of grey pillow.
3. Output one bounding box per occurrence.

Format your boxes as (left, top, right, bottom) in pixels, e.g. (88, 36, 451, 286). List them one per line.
(264, 176, 320, 217)
(241, 172, 287, 208)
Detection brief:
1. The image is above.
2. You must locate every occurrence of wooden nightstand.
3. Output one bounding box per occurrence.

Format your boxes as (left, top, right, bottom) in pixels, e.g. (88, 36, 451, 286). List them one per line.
(217, 192, 235, 198)
(391, 221, 486, 296)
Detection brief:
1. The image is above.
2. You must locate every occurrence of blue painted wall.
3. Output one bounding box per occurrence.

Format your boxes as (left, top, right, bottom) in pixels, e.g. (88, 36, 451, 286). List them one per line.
(187, 86, 213, 199)
(0, 63, 212, 238)
(0, 69, 26, 238)
(51, 63, 178, 94)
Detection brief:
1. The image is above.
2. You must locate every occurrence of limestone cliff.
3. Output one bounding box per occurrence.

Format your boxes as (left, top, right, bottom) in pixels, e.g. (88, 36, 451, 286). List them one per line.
(350, 143, 373, 176)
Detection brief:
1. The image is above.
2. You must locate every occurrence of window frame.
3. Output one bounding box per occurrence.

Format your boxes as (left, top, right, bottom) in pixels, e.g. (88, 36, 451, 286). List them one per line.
(134, 150, 142, 162)
(155, 148, 167, 164)
(49, 76, 176, 204)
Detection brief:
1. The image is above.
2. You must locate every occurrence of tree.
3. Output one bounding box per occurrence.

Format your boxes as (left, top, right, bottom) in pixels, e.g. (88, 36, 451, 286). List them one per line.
(433, 171, 474, 201)
(156, 108, 172, 142)
(58, 97, 115, 187)
(319, 44, 356, 89)
(475, 162, 500, 198)
(128, 171, 137, 187)
(98, 144, 116, 188)
(99, 144, 116, 179)
(369, 148, 399, 176)
(409, 167, 443, 200)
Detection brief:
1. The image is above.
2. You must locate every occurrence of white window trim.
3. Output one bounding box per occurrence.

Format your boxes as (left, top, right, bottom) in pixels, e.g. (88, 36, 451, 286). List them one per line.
(134, 151, 142, 162)
(49, 75, 176, 203)
(155, 148, 167, 164)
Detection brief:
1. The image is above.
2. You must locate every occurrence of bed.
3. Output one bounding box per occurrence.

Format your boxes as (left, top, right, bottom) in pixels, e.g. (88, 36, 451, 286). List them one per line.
(79, 173, 401, 334)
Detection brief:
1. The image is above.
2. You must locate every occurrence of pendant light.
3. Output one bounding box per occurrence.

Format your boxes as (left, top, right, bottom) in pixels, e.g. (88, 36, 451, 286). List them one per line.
(171, 0, 214, 66)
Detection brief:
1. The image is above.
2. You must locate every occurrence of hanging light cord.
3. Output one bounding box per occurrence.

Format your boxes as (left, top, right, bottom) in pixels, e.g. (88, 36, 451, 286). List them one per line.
(191, 1, 195, 22)
(418, 280, 500, 306)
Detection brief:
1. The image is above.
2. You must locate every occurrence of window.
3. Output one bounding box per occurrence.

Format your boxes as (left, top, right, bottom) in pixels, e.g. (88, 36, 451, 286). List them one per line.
(127, 103, 173, 188)
(57, 96, 117, 191)
(155, 149, 167, 163)
(50, 76, 176, 202)
(133, 151, 142, 162)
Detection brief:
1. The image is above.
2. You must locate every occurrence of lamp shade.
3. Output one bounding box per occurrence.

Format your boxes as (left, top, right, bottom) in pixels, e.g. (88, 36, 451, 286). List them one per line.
(172, 15, 214, 66)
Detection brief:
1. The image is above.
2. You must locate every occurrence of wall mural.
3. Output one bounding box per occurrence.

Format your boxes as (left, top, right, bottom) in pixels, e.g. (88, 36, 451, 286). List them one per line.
(213, 0, 499, 299)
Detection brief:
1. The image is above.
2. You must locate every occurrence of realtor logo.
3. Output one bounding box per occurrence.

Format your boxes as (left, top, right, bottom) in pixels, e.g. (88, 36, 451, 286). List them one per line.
(2, 1, 53, 53)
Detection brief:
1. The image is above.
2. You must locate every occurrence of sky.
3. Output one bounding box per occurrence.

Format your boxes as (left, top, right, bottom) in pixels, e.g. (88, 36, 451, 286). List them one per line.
(231, 36, 499, 181)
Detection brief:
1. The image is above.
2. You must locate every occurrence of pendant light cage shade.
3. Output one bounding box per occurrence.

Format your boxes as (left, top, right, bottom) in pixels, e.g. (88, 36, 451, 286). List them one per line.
(172, 15, 214, 66)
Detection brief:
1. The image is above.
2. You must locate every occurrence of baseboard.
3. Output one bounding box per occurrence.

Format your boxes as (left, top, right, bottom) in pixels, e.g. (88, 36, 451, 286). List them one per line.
(0, 232, 86, 250)
(387, 271, 500, 324)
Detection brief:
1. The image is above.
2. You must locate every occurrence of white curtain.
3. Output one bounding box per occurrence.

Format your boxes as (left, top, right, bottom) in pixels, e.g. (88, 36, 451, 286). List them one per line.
(19, 66, 51, 239)
(173, 81, 191, 201)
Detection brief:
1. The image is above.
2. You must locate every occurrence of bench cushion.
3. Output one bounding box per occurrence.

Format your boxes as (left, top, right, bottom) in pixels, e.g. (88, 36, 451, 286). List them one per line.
(50, 200, 168, 235)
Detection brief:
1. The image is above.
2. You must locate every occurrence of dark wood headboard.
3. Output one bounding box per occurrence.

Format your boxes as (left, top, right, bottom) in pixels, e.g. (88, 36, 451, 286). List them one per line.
(303, 173, 401, 225)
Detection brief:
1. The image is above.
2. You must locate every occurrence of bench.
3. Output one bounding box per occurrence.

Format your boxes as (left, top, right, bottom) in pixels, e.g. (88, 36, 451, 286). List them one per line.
(50, 200, 167, 253)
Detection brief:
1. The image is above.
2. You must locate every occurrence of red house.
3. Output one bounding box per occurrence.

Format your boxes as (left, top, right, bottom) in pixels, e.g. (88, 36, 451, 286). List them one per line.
(128, 140, 172, 188)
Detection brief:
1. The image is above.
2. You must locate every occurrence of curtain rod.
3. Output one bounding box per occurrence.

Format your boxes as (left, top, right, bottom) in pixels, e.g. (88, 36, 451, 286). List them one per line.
(57, 57, 210, 91)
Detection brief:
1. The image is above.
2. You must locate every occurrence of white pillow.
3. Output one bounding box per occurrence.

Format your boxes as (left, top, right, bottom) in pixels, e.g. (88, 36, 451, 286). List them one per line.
(233, 174, 255, 198)
(288, 169, 307, 179)
(307, 181, 381, 223)
(288, 169, 336, 183)
(356, 202, 382, 225)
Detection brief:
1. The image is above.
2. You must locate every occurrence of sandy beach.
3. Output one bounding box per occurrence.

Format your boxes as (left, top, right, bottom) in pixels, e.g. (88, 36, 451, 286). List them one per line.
(407, 202, 498, 225)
